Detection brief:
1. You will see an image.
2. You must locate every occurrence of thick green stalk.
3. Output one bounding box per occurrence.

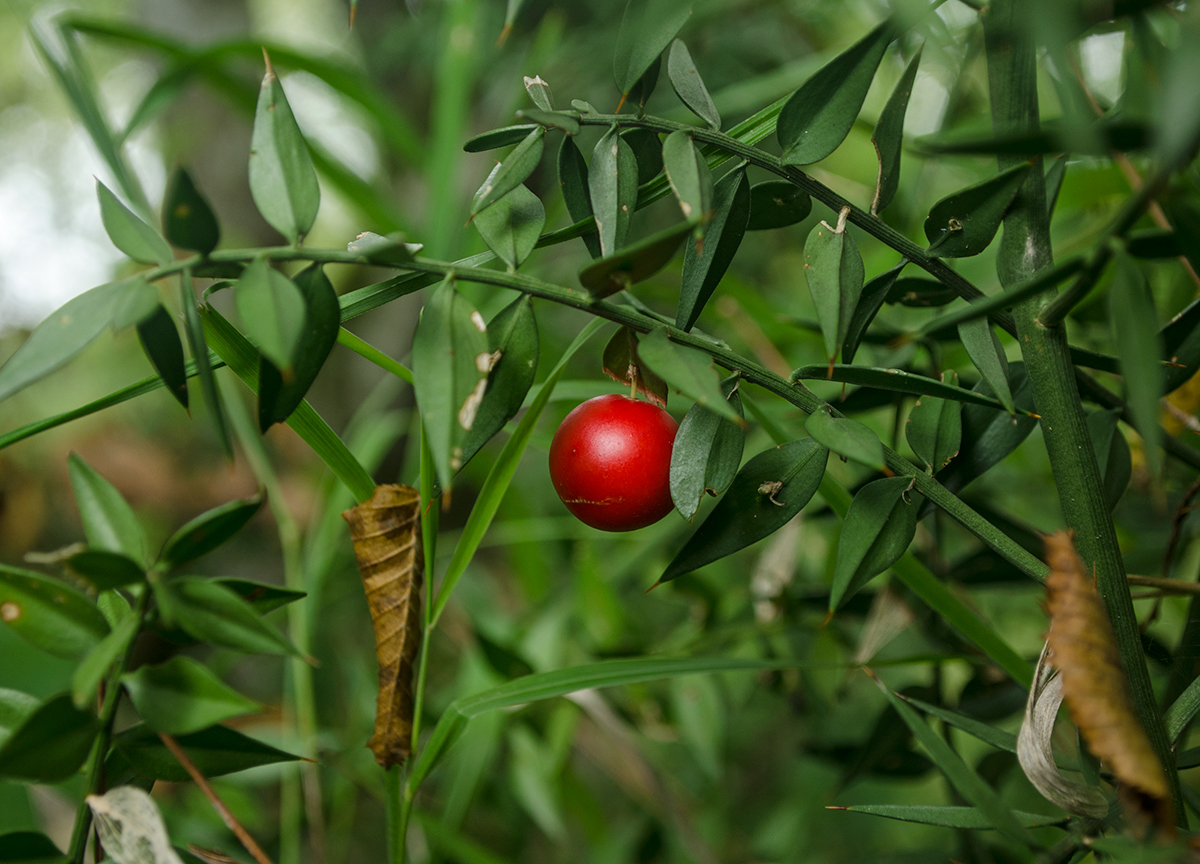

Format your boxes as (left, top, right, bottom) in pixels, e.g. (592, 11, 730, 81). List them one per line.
(981, 0, 1184, 824)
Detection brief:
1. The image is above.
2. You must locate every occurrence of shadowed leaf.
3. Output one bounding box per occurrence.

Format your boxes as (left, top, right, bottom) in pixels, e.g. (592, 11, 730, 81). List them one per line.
(163, 168, 219, 255)
(678, 168, 750, 331)
(924, 164, 1031, 258)
(830, 477, 918, 610)
(602, 326, 668, 408)
(871, 46, 921, 215)
(746, 181, 811, 231)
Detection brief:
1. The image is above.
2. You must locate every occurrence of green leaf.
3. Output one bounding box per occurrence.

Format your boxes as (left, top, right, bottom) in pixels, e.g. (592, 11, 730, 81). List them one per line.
(803, 217, 865, 363)
(0, 694, 98, 783)
(248, 58, 320, 243)
(746, 181, 811, 231)
(160, 576, 298, 656)
(886, 277, 959, 308)
(958, 317, 1015, 414)
(588, 126, 638, 257)
(159, 493, 264, 571)
(902, 694, 1018, 753)
(67, 452, 147, 566)
(557, 136, 601, 258)
(660, 438, 828, 583)
(212, 578, 306, 615)
(136, 304, 188, 409)
(670, 375, 744, 521)
(830, 477, 918, 610)
(65, 550, 145, 590)
(180, 271, 233, 460)
(778, 22, 892, 166)
(834, 804, 1065, 830)
(1045, 154, 1069, 218)
(0, 689, 39, 749)
(667, 39, 719, 130)
(924, 163, 1032, 258)
(842, 261, 904, 364)
(1087, 409, 1132, 511)
(789, 365, 1011, 412)
(870, 46, 922, 215)
(471, 128, 545, 216)
(235, 258, 307, 374)
(111, 723, 301, 781)
(258, 263, 340, 431)
(1110, 253, 1163, 476)
(623, 127, 663, 186)
(635, 329, 742, 424)
(473, 184, 546, 271)
(0, 279, 130, 404)
(163, 167, 220, 254)
(613, 0, 692, 99)
(677, 168, 751, 331)
(460, 294, 541, 469)
(579, 220, 693, 299)
(0, 564, 109, 660)
(907, 381, 963, 473)
(96, 179, 171, 266)
(662, 130, 712, 223)
(602, 326, 669, 408)
(72, 604, 139, 709)
(110, 276, 160, 332)
(523, 75, 553, 111)
(0, 831, 63, 863)
(515, 108, 580, 136)
(346, 231, 417, 266)
(463, 124, 538, 153)
(410, 276, 491, 491)
(123, 656, 260, 736)
(938, 363, 1038, 493)
(805, 408, 884, 470)
(625, 56, 661, 114)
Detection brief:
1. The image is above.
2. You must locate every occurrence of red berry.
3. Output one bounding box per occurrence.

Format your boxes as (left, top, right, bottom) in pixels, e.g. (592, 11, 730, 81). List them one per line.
(549, 394, 679, 532)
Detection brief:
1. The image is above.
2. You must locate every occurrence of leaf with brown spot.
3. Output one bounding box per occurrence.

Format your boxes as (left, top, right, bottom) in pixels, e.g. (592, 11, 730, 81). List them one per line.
(1044, 531, 1174, 837)
(343, 485, 424, 769)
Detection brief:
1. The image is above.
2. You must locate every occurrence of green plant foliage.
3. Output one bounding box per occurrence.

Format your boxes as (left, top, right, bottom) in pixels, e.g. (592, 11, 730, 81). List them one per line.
(870, 46, 921, 215)
(472, 184, 546, 271)
(924, 163, 1032, 258)
(0, 695, 99, 784)
(123, 656, 259, 735)
(1110, 253, 1164, 475)
(588, 126, 638, 257)
(669, 375, 744, 521)
(159, 494, 264, 571)
(578, 220, 693, 298)
(907, 380, 963, 474)
(830, 477, 918, 610)
(163, 167, 220, 255)
(635, 328, 742, 423)
(803, 217, 864, 364)
(96, 179, 171, 266)
(612, 0, 691, 101)
(135, 304, 189, 409)
(235, 258, 307, 375)
(471, 128, 545, 216)
(0, 565, 109, 660)
(667, 40, 720, 130)
(110, 724, 301, 782)
(677, 168, 750, 331)
(805, 407, 884, 470)
(67, 453, 148, 565)
(662, 129, 712, 223)
(557, 135, 601, 258)
(156, 576, 297, 657)
(746, 180, 811, 231)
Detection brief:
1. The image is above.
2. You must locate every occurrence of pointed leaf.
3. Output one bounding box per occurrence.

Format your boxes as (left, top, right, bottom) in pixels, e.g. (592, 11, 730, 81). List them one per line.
(473, 184, 546, 271)
(472, 127, 545, 216)
(1110, 254, 1163, 476)
(924, 164, 1032, 258)
(137, 304, 188, 409)
(805, 408, 884, 470)
(213, 578, 306, 615)
(958, 317, 1015, 413)
(871, 46, 922, 215)
(123, 656, 259, 736)
(804, 217, 864, 362)
(1086, 409, 1131, 512)
(580, 220, 693, 299)
(464, 124, 539, 153)
(678, 168, 751, 331)
(790, 364, 1011, 411)
(111, 723, 301, 781)
(842, 261, 904, 364)
(635, 328, 742, 424)
(73, 604, 140, 709)
(248, 59, 320, 242)
(886, 277, 959, 308)
(588, 126, 638, 257)
(746, 181, 811, 231)
(0, 564, 108, 660)
(163, 167, 219, 254)
(830, 477, 918, 610)
(0, 694, 98, 783)
(111, 277, 160, 332)
(835, 804, 1065, 830)
(68, 453, 147, 565)
(907, 382, 963, 473)
(97, 180, 172, 266)
(65, 550, 145, 591)
(661, 438, 828, 582)
(778, 23, 892, 166)
(159, 493, 264, 571)
(667, 39, 719, 130)
(235, 258, 307, 374)
(662, 130, 712, 223)
(613, 0, 692, 98)
(623, 127, 663, 185)
(670, 375, 744, 520)
(161, 576, 297, 656)
(625, 56, 662, 113)
(179, 271, 233, 459)
(938, 363, 1038, 493)
(601, 326, 669, 408)
(557, 136, 601, 258)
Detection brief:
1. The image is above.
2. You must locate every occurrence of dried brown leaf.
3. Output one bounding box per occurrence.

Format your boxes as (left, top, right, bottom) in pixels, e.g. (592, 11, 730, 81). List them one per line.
(1045, 531, 1174, 837)
(343, 484, 424, 768)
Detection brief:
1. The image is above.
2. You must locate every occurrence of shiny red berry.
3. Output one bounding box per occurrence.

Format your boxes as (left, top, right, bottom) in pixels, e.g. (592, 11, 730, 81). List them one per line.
(548, 394, 678, 532)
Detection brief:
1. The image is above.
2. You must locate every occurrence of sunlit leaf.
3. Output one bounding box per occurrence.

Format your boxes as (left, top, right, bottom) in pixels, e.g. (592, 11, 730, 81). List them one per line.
(588, 126, 638, 257)
(472, 128, 545, 216)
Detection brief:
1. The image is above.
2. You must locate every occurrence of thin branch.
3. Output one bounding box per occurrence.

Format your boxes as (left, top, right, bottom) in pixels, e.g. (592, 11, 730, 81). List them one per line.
(1129, 575, 1200, 596)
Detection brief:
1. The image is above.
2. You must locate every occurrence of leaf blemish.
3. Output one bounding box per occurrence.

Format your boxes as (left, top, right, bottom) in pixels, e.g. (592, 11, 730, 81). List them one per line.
(0, 601, 19, 622)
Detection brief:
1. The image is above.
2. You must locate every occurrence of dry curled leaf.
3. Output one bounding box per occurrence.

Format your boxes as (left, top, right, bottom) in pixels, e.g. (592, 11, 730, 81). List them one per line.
(343, 484, 424, 768)
(1044, 531, 1174, 837)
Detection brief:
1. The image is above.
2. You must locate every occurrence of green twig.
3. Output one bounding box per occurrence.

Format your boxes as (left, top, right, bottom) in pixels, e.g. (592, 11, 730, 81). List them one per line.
(338, 328, 414, 383)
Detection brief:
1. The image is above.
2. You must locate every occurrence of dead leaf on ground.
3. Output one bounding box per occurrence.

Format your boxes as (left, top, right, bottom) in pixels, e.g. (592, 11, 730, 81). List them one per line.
(343, 484, 424, 768)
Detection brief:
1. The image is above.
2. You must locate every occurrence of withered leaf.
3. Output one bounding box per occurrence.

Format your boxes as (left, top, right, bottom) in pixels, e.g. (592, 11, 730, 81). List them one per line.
(1044, 531, 1174, 837)
(343, 484, 424, 768)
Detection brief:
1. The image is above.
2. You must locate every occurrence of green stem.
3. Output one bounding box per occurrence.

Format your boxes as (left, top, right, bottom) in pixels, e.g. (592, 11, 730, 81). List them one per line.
(338, 328, 414, 383)
(982, 0, 1184, 825)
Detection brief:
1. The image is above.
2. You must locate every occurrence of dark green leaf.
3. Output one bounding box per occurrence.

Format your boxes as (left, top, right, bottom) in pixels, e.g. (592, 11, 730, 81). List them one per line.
(136, 304, 188, 409)
(0, 689, 38, 748)
(662, 130, 712, 223)
(1110, 253, 1163, 475)
(557, 136, 601, 258)
(0, 564, 108, 660)
(1086, 409, 1132, 511)
(163, 167, 220, 255)
(778, 22, 892, 166)
(72, 604, 139, 709)
(248, 58, 320, 242)
(258, 263, 340, 431)
(678, 168, 751, 331)
(460, 294, 540, 468)
(635, 328, 742, 424)
(515, 108, 580, 136)
(938, 363, 1038, 493)
(67, 452, 147, 565)
(411, 276, 491, 489)
(613, 0, 691, 99)
(746, 181, 811, 231)
(463, 124, 538, 153)
(1127, 229, 1181, 260)
(670, 375, 744, 520)
(579, 220, 692, 299)
(871, 46, 922, 215)
(601, 326, 669, 408)
(65, 550, 144, 590)
(834, 804, 1065, 829)
(805, 408, 884, 470)
(161, 576, 297, 656)
(958, 317, 1014, 413)
(661, 438, 828, 583)
(0, 831, 63, 863)
(123, 656, 260, 735)
(1045, 154, 1068, 218)
(235, 258, 307, 374)
(803, 218, 864, 363)
(623, 127, 664, 186)
(842, 261, 904, 364)
(159, 493, 264, 571)
(212, 578, 306, 615)
(472, 128, 545, 216)
(111, 723, 301, 781)
(790, 364, 1011, 411)
(924, 163, 1032, 258)
(589, 126, 638, 257)
(180, 271, 233, 460)
(473, 184, 546, 271)
(886, 277, 958, 308)
(96, 179, 171, 266)
(830, 477, 918, 610)
(907, 378, 963, 473)
(0, 694, 98, 783)
(667, 39, 719, 130)
(625, 55, 662, 113)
